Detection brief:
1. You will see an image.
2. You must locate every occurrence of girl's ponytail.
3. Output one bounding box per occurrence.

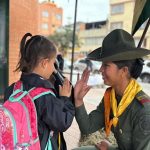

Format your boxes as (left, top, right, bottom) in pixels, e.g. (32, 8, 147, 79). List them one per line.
(20, 33, 32, 58)
(15, 33, 32, 73)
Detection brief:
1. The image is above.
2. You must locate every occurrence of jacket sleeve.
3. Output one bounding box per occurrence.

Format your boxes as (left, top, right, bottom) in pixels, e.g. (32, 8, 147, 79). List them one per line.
(132, 105, 150, 150)
(35, 94, 75, 132)
(75, 99, 105, 135)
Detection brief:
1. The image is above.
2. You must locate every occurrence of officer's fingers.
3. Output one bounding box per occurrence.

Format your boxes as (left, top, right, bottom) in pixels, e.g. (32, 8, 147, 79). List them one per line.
(77, 73, 80, 81)
(81, 68, 88, 80)
(84, 71, 90, 83)
(82, 68, 90, 82)
(101, 140, 111, 146)
(95, 143, 101, 149)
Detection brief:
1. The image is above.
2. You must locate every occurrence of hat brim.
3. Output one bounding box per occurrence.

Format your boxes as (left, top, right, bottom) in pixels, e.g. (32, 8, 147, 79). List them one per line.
(87, 47, 150, 62)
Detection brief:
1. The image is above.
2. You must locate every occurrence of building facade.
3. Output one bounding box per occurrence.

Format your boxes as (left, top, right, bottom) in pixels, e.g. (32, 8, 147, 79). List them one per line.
(38, 1, 63, 36)
(78, 21, 108, 54)
(109, 0, 150, 49)
(9, 0, 39, 84)
(76, 0, 150, 58)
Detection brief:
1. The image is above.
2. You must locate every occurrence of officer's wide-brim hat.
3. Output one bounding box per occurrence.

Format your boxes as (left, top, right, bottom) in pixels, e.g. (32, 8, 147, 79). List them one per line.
(87, 29, 150, 62)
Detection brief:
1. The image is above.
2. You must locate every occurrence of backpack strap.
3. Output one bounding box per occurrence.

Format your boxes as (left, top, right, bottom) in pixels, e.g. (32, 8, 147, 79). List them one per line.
(29, 87, 56, 101)
(9, 90, 28, 102)
(10, 81, 55, 102)
(9, 81, 27, 102)
(10, 80, 55, 102)
(13, 80, 23, 91)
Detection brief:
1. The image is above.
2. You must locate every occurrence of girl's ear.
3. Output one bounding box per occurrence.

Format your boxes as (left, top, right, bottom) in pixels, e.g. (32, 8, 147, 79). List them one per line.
(40, 58, 48, 69)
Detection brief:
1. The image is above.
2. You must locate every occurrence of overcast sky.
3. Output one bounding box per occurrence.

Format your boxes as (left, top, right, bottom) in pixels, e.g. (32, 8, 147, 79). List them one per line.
(39, 0, 109, 25)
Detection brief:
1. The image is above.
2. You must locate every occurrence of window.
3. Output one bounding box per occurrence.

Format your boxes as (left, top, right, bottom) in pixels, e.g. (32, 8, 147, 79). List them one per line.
(110, 22, 123, 30)
(42, 11, 49, 17)
(111, 4, 124, 14)
(41, 23, 48, 30)
(84, 37, 103, 46)
(56, 14, 62, 20)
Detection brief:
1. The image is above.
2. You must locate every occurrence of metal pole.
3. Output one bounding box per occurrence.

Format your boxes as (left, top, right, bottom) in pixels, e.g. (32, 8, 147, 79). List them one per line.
(70, 0, 78, 82)
(138, 18, 150, 48)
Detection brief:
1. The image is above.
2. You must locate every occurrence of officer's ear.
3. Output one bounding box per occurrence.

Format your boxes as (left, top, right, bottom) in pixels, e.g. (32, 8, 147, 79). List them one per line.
(121, 66, 129, 77)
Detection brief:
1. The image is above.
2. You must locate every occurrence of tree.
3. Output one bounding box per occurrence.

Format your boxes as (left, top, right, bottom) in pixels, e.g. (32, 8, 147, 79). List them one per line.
(48, 26, 80, 55)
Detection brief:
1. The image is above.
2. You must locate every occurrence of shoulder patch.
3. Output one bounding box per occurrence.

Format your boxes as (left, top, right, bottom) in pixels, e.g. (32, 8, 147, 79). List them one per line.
(136, 91, 150, 105)
(139, 114, 150, 134)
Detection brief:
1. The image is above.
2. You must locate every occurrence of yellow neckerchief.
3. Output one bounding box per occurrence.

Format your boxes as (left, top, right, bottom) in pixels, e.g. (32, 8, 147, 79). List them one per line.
(104, 78, 142, 137)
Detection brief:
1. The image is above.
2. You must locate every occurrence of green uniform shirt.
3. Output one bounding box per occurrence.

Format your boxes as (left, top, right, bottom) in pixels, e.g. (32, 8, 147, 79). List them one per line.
(75, 90, 150, 150)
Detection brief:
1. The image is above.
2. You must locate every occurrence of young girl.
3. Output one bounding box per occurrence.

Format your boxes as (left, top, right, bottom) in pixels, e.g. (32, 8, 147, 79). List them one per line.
(4, 33, 75, 150)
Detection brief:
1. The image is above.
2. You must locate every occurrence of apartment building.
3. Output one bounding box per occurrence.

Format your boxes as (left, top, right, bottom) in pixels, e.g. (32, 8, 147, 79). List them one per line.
(38, 1, 63, 36)
(109, 0, 150, 49)
(77, 0, 150, 57)
(64, 21, 108, 59)
(78, 21, 108, 54)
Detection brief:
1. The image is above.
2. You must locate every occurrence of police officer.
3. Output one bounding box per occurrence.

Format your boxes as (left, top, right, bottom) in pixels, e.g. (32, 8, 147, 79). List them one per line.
(74, 29, 150, 150)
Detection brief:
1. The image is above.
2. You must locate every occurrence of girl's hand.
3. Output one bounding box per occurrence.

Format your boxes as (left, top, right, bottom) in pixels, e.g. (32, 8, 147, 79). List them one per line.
(59, 78, 72, 97)
(95, 140, 111, 150)
(74, 68, 91, 107)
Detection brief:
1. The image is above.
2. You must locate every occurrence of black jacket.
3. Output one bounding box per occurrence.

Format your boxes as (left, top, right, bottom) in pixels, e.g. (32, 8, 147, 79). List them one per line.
(4, 73, 75, 150)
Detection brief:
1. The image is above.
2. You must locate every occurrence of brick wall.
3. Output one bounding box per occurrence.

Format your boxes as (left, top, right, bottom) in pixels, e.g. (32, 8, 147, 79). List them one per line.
(9, 0, 38, 84)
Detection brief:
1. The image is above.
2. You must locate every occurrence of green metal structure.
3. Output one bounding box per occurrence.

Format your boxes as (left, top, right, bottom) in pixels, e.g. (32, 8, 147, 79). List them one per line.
(0, 0, 9, 102)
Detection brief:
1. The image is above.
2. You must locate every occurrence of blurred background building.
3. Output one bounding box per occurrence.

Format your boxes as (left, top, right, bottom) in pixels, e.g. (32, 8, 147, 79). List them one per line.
(38, 1, 63, 36)
(74, 0, 150, 58)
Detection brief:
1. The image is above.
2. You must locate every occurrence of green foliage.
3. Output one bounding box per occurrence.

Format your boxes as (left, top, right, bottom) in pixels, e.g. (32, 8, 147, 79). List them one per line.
(48, 26, 80, 54)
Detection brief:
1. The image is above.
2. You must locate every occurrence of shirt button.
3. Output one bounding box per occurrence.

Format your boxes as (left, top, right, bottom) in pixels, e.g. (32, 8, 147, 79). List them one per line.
(119, 129, 123, 134)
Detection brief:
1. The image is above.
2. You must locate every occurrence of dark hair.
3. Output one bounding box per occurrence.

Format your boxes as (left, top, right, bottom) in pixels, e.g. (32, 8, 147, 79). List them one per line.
(15, 33, 57, 73)
(113, 58, 144, 79)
